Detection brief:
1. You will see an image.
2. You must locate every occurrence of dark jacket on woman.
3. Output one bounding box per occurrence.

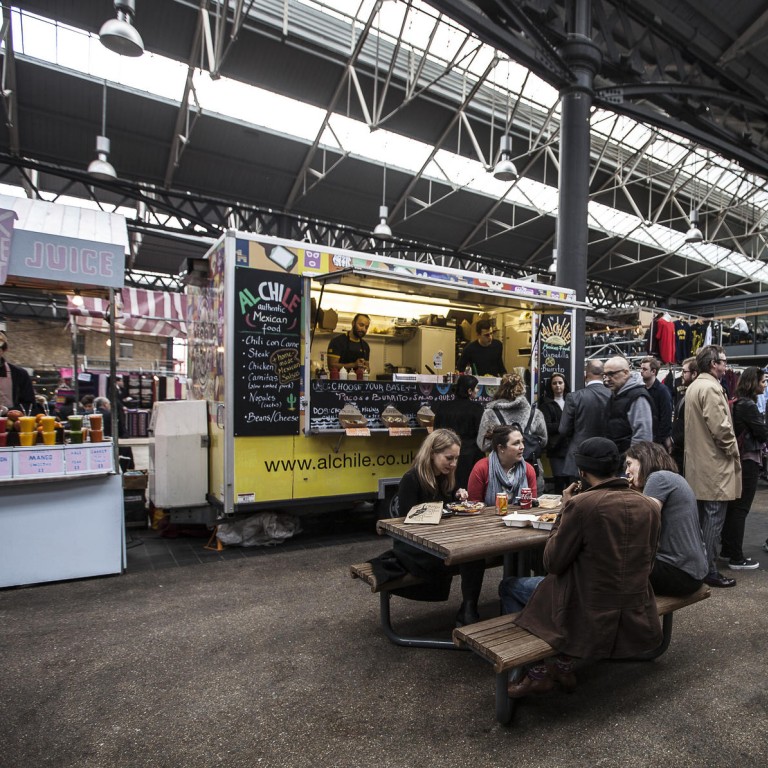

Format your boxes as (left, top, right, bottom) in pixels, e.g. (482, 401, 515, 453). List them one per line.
(539, 397, 567, 459)
(434, 398, 484, 488)
(390, 467, 454, 600)
(514, 477, 662, 659)
(730, 397, 768, 455)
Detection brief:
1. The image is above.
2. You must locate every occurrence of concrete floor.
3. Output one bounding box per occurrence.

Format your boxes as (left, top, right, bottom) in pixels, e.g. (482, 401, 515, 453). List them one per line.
(2, 495, 768, 768)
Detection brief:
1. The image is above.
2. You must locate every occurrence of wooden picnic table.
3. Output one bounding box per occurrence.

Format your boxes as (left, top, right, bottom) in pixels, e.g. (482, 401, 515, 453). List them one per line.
(376, 505, 559, 567)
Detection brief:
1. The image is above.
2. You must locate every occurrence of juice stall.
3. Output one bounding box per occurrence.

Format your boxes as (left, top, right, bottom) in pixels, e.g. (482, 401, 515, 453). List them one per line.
(0, 195, 127, 587)
(180, 232, 584, 520)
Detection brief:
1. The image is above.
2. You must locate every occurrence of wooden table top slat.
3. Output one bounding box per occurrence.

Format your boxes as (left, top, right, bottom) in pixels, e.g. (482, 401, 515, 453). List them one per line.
(376, 506, 555, 565)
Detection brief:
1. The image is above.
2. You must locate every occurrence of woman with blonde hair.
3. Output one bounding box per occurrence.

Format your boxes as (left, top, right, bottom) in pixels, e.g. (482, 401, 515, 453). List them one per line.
(393, 428, 486, 626)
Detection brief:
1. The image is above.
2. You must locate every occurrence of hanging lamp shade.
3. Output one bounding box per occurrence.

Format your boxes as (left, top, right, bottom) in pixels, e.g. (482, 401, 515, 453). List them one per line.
(685, 209, 703, 243)
(88, 136, 117, 181)
(373, 205, 392, 238)
(99, 0, 145, 57)
(493, 134, 518, 181)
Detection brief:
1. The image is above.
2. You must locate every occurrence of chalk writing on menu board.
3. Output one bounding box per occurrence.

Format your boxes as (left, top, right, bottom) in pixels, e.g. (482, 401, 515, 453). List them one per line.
(234, 267, 301, 436)
(538, 314, 572, 392)
(309, 379, 496, 430)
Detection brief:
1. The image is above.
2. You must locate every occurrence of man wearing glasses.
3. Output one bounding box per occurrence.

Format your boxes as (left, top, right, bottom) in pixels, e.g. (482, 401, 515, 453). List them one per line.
(602, 356, 654, 454)
(457, 319, 507, 376)
(684, 345, 741, 588)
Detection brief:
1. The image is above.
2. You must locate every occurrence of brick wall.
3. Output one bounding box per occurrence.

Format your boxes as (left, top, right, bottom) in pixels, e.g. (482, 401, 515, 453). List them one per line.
(1, 317, 169, 373)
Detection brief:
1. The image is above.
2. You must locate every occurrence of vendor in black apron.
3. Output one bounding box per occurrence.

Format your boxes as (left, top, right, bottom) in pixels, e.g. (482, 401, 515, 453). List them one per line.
(326, 313, 371, 372)
(0, 330, 36, 414)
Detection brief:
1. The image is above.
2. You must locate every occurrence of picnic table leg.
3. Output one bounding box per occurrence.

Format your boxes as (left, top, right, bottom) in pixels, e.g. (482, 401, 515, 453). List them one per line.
(615, 613, 674, 662)
(495, 669, 520, 726)
(634, 613, 673, 660)
(378, 592, 462, 651)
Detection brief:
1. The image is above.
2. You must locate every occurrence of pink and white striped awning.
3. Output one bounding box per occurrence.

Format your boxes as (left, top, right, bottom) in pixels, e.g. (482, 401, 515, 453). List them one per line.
(67, 288, 188, 338)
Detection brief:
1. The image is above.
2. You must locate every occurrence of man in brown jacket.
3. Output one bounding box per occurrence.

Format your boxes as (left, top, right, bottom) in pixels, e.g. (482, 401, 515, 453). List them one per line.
(683, 345, 741, 588)
(507, 437, 662, 697)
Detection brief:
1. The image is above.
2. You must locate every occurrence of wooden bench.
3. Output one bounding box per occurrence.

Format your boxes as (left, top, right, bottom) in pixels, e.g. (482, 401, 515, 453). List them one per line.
(452, 585, 711, 726)
(350, 558, 504, 651)
(350, 562, 461, 650)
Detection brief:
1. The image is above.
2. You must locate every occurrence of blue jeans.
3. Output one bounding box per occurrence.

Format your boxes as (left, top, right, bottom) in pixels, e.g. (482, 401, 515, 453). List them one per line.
(499, 576, 544, 614)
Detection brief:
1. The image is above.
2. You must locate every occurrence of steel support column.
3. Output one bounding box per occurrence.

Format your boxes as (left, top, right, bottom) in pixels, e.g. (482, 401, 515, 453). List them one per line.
(555, 0, 601, 385)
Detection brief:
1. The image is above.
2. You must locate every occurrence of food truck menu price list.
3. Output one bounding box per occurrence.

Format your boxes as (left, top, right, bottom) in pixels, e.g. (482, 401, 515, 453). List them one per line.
(234, 267, 301, 436)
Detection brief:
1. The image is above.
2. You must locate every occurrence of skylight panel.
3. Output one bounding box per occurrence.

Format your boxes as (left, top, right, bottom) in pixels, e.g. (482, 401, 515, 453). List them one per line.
(13, 3, 768, 289)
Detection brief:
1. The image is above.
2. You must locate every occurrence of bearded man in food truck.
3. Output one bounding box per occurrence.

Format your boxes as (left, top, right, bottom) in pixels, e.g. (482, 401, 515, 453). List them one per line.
(327, 313, 371, 371)
(0, 329, 36, 415)
(457, 319, 507, 376)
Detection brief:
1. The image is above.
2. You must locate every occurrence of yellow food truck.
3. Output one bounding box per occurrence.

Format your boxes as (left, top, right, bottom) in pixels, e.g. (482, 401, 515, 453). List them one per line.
(183, 232, 583, 519)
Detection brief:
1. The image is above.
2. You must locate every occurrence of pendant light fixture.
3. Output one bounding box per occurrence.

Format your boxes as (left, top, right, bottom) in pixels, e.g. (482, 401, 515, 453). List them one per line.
(684, 208, 704, 244)
(88, 82, 117, 181)
(493, 134, 518, 181)
(373, 165, 392, 239)
(99, 0, 145, 58)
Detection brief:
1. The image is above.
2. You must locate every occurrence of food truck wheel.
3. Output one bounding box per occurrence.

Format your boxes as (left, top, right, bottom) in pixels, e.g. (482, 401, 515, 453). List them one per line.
(376, 487, 400, 519)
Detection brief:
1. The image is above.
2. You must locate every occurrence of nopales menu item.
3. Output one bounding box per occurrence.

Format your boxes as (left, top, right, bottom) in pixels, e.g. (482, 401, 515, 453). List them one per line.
(234, 267, 302, 436)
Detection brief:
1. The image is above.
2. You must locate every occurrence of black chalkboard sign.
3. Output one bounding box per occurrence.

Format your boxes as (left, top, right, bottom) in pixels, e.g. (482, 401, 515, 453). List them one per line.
(309, 379, 496, 430)
(234, 267, 302, 436)
(538, 313, 573, 393)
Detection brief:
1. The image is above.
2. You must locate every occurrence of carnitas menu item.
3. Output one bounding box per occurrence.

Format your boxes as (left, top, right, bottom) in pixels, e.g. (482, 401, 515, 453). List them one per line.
(234, 266, 301, 436)
(381, 405, 408, 427)
(338, 404, 367, 429)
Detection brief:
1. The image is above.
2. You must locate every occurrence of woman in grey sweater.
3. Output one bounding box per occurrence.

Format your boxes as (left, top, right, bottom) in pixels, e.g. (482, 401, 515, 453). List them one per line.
(624, 441, 708, 596)
(476, 371, 547, 453)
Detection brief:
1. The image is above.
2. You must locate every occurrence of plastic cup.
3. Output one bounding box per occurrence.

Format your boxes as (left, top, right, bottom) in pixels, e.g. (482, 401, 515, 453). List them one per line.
(68, 429, 84, 444)
(19, 431, 36, 446)
(42, 430, 56, 445)
(90, 429, 103, 443)
(0, 416, 6, 434)
(41, 416, 56, 432)
(89, 414, 103, 431)
(19, 416, 36, 432)
(68, 415, 83, 430)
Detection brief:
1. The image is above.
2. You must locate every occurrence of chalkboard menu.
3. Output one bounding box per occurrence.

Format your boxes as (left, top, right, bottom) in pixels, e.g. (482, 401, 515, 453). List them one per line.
(538, 313, 573, 392)
(234, 267, 302, 436)
(309, 379, 496, 430)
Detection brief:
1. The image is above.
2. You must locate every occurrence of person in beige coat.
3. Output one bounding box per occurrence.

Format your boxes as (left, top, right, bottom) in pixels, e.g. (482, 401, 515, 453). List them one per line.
(683, 345, 741, 588)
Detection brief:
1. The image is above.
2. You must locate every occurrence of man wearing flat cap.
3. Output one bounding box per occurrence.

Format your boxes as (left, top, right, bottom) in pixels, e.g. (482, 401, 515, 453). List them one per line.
(500, 437, 662, 698)
(0, 329, 36, 414)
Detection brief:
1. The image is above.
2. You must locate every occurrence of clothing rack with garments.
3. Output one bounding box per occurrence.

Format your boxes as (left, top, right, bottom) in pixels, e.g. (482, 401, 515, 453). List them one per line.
(646, 310, 712, 365)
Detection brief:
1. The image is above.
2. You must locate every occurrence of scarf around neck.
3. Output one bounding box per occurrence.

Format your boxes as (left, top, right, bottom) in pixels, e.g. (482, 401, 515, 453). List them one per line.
(484, 450, 528, 506)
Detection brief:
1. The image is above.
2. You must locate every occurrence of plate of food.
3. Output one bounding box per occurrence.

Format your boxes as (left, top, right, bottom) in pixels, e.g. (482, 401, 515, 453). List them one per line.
(445, 501, 485, 516)
(501, 512, 539, 527)
(532, 512, 559, 530)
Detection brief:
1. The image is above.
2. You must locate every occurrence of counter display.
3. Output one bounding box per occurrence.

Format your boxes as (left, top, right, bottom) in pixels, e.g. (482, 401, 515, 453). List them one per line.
(0, 473, 125, 588)
(0, 441, 115, 482)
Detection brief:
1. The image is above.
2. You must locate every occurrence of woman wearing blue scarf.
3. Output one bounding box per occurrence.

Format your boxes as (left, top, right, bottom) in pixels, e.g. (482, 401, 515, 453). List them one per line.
(467, 424, 538, 504)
